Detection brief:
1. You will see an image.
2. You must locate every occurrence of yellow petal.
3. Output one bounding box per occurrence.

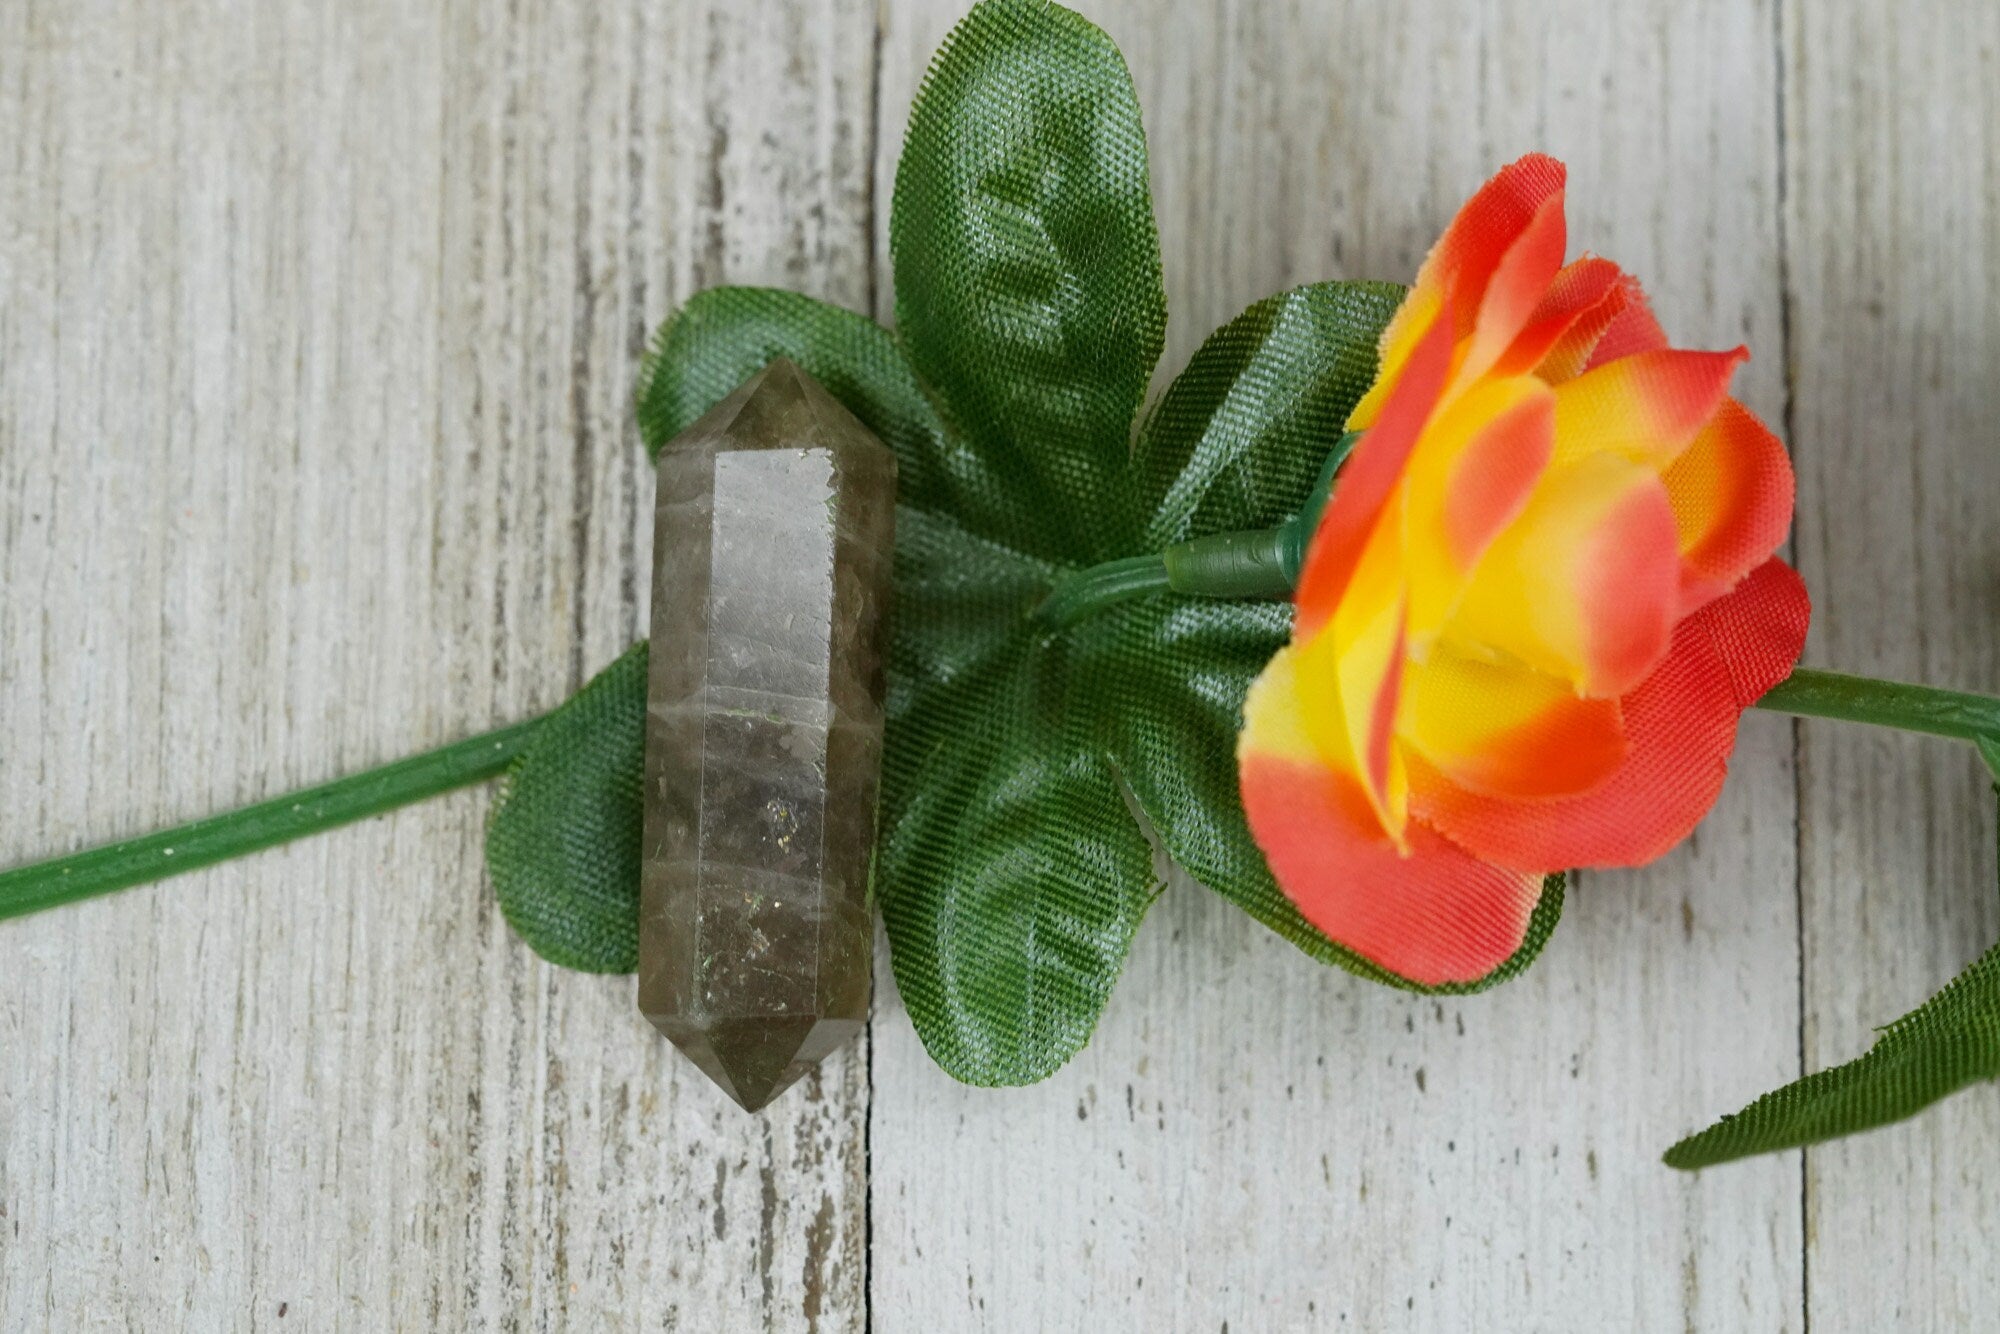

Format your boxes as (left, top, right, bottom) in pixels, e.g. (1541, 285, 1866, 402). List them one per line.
(1549, 347, 1746, 470)
(1402, 646, 1628, 799)
(1445, 453, 1681, 697)
(1399, 375, 1555, 652)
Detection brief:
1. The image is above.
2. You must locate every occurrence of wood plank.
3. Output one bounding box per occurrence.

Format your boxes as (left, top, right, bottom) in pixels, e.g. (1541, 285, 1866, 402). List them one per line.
(866, 2, 1804, 1329)
(1782, 2, 2000, 1328)
(0, 1, 873, 1328)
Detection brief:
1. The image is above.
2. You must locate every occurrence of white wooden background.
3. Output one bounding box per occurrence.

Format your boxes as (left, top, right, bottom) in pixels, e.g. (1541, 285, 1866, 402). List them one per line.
(2, 0, 1995, 1328)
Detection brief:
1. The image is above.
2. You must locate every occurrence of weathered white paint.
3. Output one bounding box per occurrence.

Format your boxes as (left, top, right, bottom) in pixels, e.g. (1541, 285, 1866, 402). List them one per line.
(1784, 1, 2000, 1328)
(0, 0, 872, 1328)
(1, 0, 1994, 1329)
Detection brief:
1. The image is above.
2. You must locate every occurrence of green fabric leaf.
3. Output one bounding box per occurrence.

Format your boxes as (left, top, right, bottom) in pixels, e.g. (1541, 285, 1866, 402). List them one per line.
(891, 0, 1166, 565)
(1666, 936, 2000, 1169)
(486, 641, 648, 972)
(637, 286, 947, 471)
(880, 514, 1161, 1080)
(868, 0, 1174, 1081)
(1131, 281, 1405, 549)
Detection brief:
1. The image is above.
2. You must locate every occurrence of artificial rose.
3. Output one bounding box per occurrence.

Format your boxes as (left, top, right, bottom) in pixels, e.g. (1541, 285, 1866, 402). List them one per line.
(1237, 154, 1810, 985)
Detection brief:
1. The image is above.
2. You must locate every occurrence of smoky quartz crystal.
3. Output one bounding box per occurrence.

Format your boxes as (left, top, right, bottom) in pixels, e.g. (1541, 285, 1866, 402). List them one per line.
(640, 359, 896, 1111)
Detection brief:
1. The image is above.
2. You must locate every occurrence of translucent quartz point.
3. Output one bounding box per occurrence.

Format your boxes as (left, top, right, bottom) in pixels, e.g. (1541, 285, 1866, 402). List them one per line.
(640, 359, 896, 1112)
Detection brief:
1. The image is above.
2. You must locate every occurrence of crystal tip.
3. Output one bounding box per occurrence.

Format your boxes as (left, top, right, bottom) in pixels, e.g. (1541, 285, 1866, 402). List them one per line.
(651, 1014, 863, 1112)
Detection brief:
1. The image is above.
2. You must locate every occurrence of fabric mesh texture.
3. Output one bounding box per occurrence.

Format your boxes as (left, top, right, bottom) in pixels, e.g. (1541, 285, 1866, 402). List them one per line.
(1668, 938, 2000, 1168)
(487, 641, 648, 972)
(488, 0, 1563, 1088)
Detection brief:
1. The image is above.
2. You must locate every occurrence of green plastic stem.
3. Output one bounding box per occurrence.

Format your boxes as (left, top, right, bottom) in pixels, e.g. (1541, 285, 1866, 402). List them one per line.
(1752, 668, 2000, 743)
(1034, 553, 1175, 627)
(1037, 431, 1362, 629)
(0, 715, 546, 923)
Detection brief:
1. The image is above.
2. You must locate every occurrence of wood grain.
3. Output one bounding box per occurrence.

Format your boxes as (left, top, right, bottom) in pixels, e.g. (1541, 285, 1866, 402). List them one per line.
(2, 0, 1995, 1329)
(1784, 1, 2000, 1327)
(0, 0, 873, 1328)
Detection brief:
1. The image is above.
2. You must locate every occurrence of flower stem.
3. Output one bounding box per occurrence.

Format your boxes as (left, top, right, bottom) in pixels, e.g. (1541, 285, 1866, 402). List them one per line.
(1036, 530, 1294, 628)
(10, 480, 1999, 928)
(1038, 431, 1361, 629)
(1751, 668, 2000, 745)
(1035, 552, 1176, 627)
(0, 715, 546, 923)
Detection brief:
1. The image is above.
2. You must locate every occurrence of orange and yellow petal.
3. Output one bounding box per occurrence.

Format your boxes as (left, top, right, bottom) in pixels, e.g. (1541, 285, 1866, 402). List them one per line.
(1451, 189, 1569, 392)
(1349, 154, 1566, 430)
(1400, 375, 1556, 648)
(1239, 649, 1543, 985)
(1343, 604, 1411, 837)
(1445, 452, 1683, 698)
(1348, 285, 1442, 432)
(1675, 557, 1811, 704)
(1580, 285, 1670, 370)
(1550, 347, 1748, 470)
(1300, 299, 1454, 636)
(1400, 647, 1628, 800)
(1414, 153, 1568, 344)
(1663, 398, 1796, 613)
(1411, 559, 1810, 870)
(1284, 610, 1412, 852)
(1517, 260, 1631, 384)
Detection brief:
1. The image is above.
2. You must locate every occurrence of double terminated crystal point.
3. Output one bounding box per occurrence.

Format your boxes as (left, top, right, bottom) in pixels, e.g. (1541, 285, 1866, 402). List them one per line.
(640, 359, 895, 1111)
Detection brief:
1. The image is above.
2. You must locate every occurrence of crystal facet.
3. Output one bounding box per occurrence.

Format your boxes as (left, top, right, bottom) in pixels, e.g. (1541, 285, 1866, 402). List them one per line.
(639, 359, 896, 1111)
